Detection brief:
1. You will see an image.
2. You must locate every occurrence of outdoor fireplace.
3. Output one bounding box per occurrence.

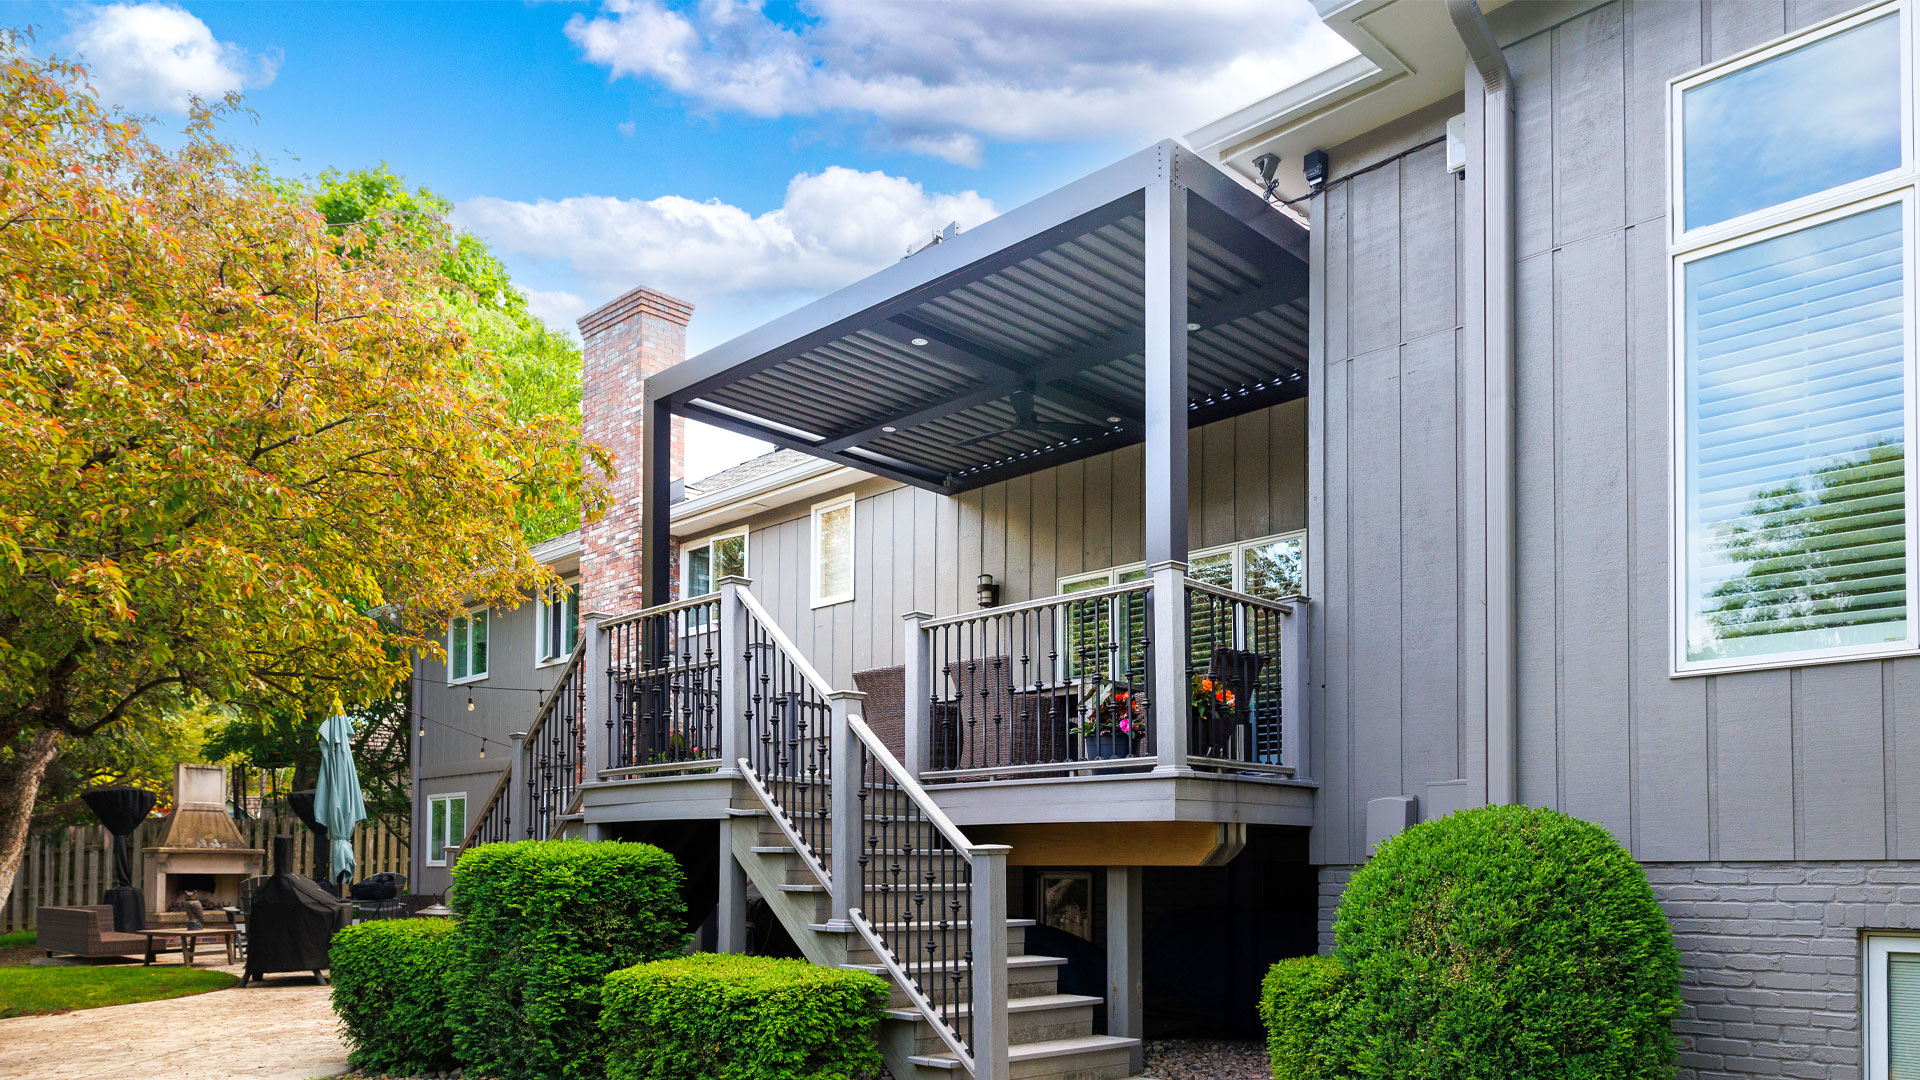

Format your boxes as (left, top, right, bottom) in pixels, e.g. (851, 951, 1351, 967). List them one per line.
(142, 763, 264, 924)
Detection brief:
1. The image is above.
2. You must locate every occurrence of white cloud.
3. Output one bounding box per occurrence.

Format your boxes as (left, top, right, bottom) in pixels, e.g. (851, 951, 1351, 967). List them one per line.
(520, 287, 590, 336)
(563, 0, 1353, 163)
(69, 2, 279, 113)
(454, 166, 997, 307)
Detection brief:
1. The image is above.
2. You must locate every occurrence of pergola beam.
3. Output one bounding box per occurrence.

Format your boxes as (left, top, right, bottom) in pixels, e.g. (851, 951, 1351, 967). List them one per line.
(676, 400, 953, 493)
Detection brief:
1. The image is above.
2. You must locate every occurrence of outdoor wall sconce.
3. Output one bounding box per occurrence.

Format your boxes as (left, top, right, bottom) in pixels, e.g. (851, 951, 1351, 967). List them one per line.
(977, 573, 999, 608)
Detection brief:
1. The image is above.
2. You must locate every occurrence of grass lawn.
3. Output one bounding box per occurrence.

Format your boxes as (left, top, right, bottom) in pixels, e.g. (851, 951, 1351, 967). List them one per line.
(0, 932, 35, 968)
(0, 964, 236, 1018)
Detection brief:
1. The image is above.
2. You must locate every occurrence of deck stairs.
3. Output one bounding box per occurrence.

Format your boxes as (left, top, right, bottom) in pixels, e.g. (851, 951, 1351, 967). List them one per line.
(727, 802, 1138, 1080)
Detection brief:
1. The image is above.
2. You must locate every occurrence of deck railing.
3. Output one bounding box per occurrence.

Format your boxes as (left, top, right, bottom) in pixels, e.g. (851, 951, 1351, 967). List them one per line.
(604, 595, 723, 774)
(525, 641, 588, 838)
(908, 567, 1310, 781)
(737, 586, 836, 875)
(913, 580, 1156, 780)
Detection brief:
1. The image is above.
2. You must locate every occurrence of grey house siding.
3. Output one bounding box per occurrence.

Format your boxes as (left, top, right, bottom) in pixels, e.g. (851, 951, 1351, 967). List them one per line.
(412, 591, 570, 894)
(1309, 97, 1479, 868)
(1505, 0, 1915, 866)
(1309, 0, 1920, 869)
(714, 402, 1307, 690)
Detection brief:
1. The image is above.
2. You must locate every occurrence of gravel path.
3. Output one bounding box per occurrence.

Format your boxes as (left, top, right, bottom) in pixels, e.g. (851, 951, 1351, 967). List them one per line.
(0, 955, 348, 1080)
(1141, 1037, 1270, 1080)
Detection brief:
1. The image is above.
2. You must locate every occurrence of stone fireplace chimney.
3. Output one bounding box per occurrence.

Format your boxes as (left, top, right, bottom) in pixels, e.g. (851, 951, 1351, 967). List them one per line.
(577, 285, 692, 617)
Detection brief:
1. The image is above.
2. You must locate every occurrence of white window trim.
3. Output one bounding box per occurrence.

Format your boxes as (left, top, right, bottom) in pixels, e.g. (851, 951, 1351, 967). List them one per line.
(1866, 933, 1920, 1079)
(534, 578, 579, 669)
(1056, 529, 1307, 596)
(447, 607, 490, 686)
(426, 791, 466, 868)
(1668, 4, 1920, 676)
(680, 528, 748, 600)
(810, 494, 856, 608)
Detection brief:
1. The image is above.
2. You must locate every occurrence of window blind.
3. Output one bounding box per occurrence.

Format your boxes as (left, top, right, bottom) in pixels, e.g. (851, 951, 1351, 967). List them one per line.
(1891, 950, 1920, 1078)
(1684, 203, 1908, 661)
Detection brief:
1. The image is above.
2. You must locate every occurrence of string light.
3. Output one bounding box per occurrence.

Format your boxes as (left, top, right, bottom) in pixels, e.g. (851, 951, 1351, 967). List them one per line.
(478, 738, 487, 760)
(467, 695, 475, 711)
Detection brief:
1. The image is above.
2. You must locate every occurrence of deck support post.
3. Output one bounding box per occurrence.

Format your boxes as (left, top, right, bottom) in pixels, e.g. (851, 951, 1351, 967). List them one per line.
(1280, 600, 1312, 778)
(1106, 865, 1144, 1075)
(1145, 165, 1193, 777)
(971, 844, 1013, 1080)
(1149, 561, 1191, 775)
(639, 386, 674, 610)
(717, 577, 751, 775)
(581, 611, 611, 783)
(826, 689, 867, 930)
(716, 817, 749, 952)
(901, 611, 933, 777)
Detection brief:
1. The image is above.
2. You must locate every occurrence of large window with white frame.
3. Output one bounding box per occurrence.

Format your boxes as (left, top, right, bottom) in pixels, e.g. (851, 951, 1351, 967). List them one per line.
(811, 495, 855, 607)
(447, 608, 489, 684)
(1671, 3, 1918, 673)
(1865, 934, 1920, 1078)
(536, 580, 579, 666)
(682, 529, 747, 599)
(426, 791, 466, 867)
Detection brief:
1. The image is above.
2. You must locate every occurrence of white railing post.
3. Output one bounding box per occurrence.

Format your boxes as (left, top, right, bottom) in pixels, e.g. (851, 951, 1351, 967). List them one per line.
(901, 610, 932, 777)
(581, 611, 611, 780)
(717, 578, 751, 775)
(1280, 599, 1311, 779)
(827, 689, 867, 930)
(510, 732, 529, 840)
(970, 844, 1012, 1080)
(1149, 561, 1191, 775)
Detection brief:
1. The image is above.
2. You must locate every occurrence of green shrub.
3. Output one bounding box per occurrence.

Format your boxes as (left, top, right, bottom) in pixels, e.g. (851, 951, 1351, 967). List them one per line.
(1259, 955, 1350, 1080)
(329, 918, 457, 1075)
(599, 953, 888, 1080)
(448, 839, 690, 1080)
(1320, 804, 1681, 1079)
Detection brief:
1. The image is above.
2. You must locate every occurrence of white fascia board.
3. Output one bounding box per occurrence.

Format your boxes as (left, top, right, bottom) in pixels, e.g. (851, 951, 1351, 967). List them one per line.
(528, 529, 582, 574)
(671, 459, 871, 537)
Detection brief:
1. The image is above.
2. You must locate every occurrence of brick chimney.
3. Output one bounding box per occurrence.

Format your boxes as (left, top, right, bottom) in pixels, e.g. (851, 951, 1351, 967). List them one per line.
(577, 285, 691, 616)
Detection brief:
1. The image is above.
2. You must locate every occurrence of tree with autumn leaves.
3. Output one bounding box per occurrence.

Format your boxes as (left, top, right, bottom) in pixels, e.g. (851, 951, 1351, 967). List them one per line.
(0, 38, 608, 904)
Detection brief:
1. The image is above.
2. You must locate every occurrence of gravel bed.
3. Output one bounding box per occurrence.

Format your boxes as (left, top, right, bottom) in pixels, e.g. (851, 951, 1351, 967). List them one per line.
(1141, 1036, 1269, 1080)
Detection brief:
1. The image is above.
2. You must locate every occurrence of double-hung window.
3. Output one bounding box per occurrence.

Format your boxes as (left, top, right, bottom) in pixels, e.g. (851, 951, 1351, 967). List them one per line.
(683, 530, 747, 599)
(426, 792, 466, 867)
(1671, 3, 1918, 673)
(811, 495, 855, 607)
(448, 609, 489, 684)
(536, 581, 579, 665)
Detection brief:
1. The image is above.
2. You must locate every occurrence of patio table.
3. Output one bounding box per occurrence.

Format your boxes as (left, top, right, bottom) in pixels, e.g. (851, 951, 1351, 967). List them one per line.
(137, 926, 239, 967)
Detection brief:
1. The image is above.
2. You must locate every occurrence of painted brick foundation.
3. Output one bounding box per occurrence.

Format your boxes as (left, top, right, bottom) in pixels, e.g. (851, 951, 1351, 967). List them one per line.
(577, 285, 690, 617)
(1315, 860, 1920, 1079)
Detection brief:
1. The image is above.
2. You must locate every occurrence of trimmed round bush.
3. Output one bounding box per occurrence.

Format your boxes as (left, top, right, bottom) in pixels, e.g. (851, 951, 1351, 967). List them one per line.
(1307, 804, 1681, 1079)
(329, 917, 458, 1075)
(447, 839, 689, 1080)
(599, 953, 889, 1080)
(1259, 955, 1350, 1080)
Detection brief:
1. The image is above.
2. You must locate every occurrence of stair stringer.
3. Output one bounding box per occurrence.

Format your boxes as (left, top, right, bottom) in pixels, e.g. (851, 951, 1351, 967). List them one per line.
(727, 806, 956, 1080)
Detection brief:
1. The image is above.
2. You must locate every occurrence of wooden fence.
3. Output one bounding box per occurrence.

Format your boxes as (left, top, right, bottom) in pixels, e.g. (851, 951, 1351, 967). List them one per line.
(2, 815, 408, 935)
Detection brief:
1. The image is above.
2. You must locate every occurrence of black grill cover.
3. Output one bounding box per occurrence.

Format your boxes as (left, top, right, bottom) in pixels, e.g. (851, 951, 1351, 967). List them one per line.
(81, 786, 155, 889)
(246, 836, 349, 979)
(103, 886, 145, 933)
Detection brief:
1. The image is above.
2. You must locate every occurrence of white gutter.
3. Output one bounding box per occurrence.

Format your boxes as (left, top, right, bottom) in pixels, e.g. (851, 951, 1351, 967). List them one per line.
(1447, 0, 1517, 807)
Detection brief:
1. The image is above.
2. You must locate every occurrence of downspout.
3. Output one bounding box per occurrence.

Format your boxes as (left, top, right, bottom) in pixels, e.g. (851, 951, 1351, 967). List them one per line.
(1447, 0, 1518, 806)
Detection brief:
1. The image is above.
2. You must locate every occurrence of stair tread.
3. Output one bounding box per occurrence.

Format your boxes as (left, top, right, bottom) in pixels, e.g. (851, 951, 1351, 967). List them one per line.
(868, 918, 1038, 930)
(884, 993, 1102, 1022)
(775, 883, 828, 893)
(909, 1034, 1141, 1068)
(843, 953, 1067, 974)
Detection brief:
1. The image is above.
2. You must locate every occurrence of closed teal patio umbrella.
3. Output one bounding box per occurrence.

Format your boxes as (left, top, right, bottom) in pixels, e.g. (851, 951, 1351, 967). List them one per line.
(315, 712, 366, 886)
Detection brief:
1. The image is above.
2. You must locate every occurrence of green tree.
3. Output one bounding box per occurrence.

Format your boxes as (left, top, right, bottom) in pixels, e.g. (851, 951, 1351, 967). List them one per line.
(291, 165, 588, 544)
(0, 40, 607, 907)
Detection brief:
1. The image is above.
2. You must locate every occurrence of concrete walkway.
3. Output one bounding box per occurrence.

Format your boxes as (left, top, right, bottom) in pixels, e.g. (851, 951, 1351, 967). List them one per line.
(0, 956, 350, 1080)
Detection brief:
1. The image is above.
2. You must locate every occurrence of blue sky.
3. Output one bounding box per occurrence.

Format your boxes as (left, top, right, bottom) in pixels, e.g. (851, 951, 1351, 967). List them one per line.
(9, 0, 1350, 477)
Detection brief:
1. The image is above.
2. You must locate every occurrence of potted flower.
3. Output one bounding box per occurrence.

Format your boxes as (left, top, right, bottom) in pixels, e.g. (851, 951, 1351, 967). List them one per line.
(1077, 679, 1145, 761)
(1190, 672, 1238, 754)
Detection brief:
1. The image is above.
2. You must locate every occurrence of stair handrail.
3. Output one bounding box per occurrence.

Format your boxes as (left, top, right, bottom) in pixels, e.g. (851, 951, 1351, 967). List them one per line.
(733, 585, 838, 883)
(735, 587, 836, 698)
(456, 638, 585, 853)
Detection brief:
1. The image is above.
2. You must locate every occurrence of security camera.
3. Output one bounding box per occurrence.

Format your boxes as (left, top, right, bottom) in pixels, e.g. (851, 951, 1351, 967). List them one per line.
(1253, 153, 1281, 185)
